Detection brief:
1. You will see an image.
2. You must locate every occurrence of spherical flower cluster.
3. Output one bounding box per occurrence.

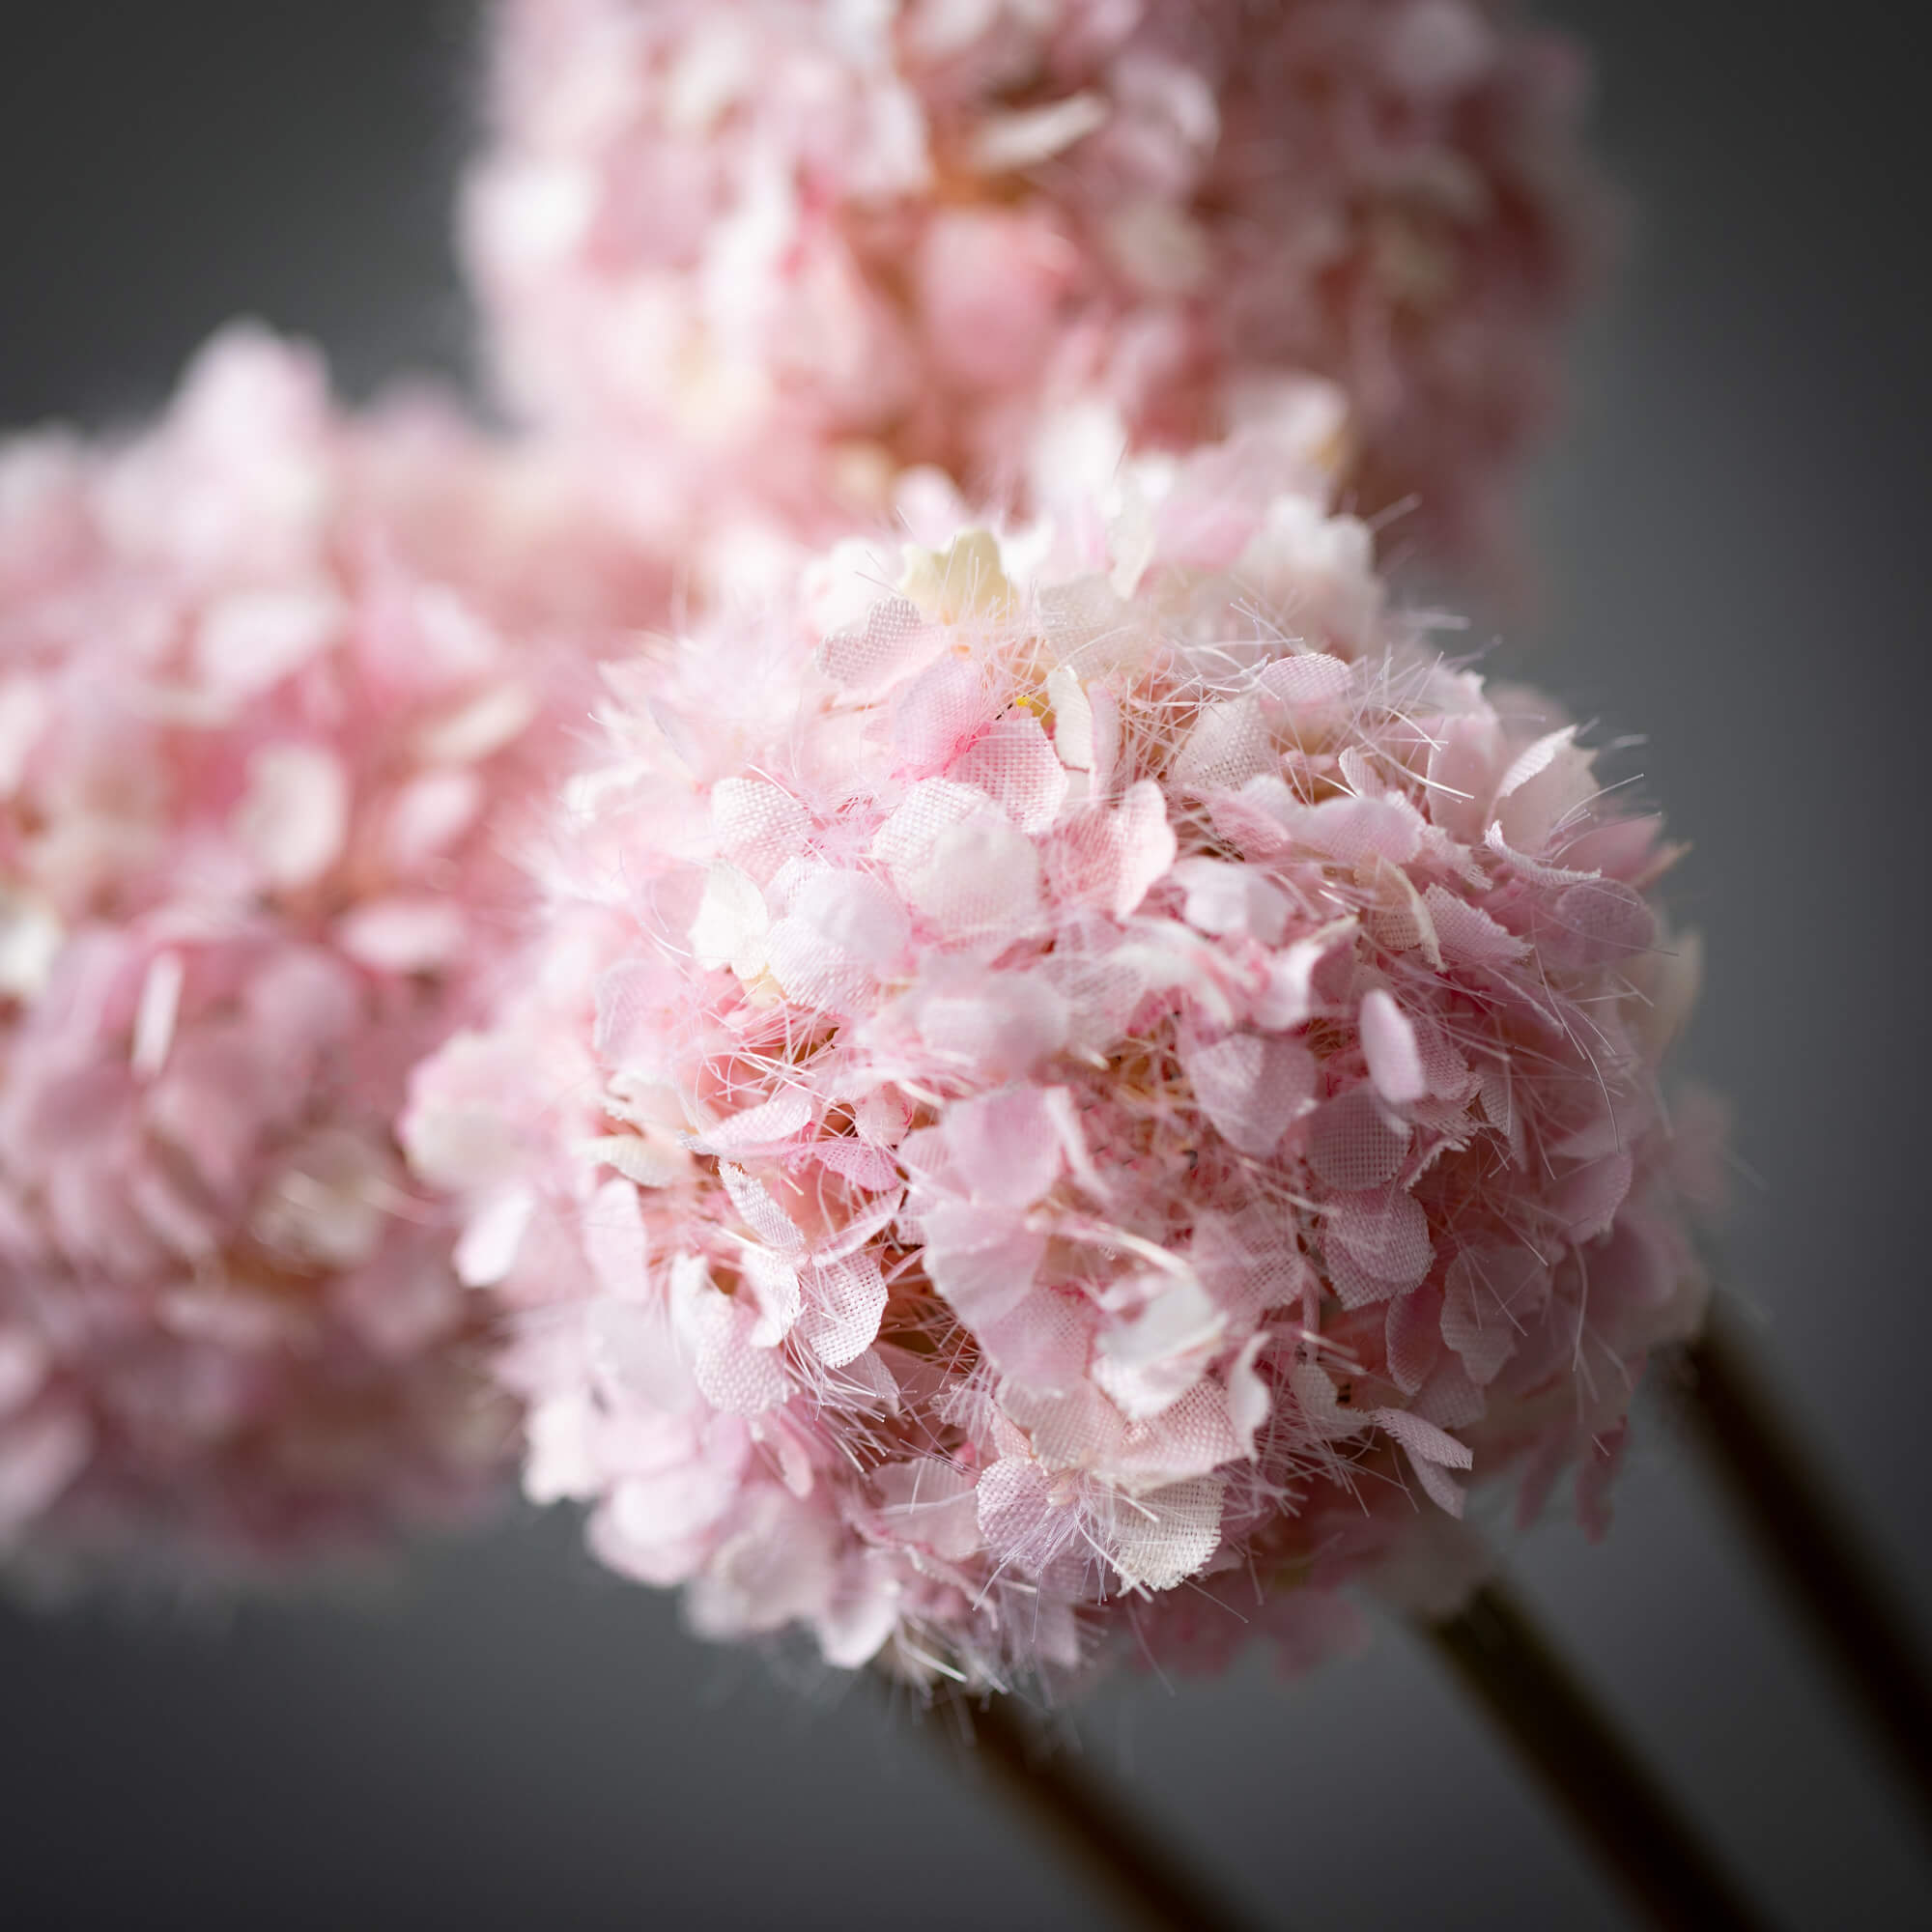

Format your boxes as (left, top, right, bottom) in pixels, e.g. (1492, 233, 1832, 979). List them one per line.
(406, 436, 1704, 1684)
(0, 327, 663, 1567)
(465, 0, 1605, 582)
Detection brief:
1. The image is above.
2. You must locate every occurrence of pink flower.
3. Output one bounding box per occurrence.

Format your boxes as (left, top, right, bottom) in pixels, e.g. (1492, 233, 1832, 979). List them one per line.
(0, 327, 664, 1570)
(414, 430, 1707, 1686)
(464, 0, 1607, 584)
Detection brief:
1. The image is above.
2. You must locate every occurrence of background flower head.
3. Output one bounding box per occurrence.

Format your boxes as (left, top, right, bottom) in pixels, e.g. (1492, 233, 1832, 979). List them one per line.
(0, 327, 662, 1570)
(465, 0, 1609, 589)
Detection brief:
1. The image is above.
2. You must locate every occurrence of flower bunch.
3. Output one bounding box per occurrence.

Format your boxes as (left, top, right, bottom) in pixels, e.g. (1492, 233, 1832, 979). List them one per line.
(465, 0, 1605, 582)
(0, 328, 661, 1565)
(407, 433, 1703, 1682)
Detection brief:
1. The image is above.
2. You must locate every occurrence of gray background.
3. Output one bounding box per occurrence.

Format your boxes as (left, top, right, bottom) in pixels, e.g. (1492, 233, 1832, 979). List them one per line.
(2, 3, 1927, 1925)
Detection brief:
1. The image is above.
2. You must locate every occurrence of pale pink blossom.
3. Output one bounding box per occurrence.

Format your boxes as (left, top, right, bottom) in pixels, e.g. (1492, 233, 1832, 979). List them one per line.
(412, 432, 1706, 1685)
(0, 327, 663, 1569)
(465, 0, 1606, 583)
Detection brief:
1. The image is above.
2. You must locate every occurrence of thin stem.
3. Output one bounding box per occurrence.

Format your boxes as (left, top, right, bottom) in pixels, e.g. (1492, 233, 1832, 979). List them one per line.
(1683, 1297, 1932, 1839)
(928, 1688, 1261, 1932)
(1424, 1581, 1766, 1932)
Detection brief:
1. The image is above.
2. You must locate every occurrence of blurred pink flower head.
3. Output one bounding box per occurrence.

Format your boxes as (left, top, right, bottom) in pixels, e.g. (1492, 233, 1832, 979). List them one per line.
(408, 423, 1705, 1686)
(0, 327, 662, 1570)
(465, 0, 1607, 584)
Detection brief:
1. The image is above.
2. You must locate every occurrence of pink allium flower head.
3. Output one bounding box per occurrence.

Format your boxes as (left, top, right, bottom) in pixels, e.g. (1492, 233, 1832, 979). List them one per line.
(465, 0, 1606, 582)
(407, 424, 1707, 1686)
(0, 327, 663, 1567)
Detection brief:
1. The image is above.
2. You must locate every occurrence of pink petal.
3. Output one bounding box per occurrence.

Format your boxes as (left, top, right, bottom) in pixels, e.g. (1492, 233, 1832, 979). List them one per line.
(797, 1252, 888, 1368)
(1359, 988, 1427, 1104)
(1182, 1031, 1317, 1156)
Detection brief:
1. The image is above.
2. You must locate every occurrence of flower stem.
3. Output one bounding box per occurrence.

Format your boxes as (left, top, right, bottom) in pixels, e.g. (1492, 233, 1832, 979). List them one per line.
(1424, 1581, 1766, 1932)
(1683, 1297, 1932, 1841)
(932, 1690, 1260, 1932)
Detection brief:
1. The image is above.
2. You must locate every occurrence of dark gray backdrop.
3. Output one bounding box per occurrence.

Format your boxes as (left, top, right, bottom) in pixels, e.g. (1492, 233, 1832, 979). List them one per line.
(2, 4, 1927, 1926)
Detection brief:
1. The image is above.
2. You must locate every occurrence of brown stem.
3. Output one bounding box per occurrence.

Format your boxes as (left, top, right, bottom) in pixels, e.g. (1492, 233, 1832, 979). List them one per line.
(1683, 1298, 1932, 1840)
(928, 1688, 1261, 1932)
(1424, 1581, 1767, 1932)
